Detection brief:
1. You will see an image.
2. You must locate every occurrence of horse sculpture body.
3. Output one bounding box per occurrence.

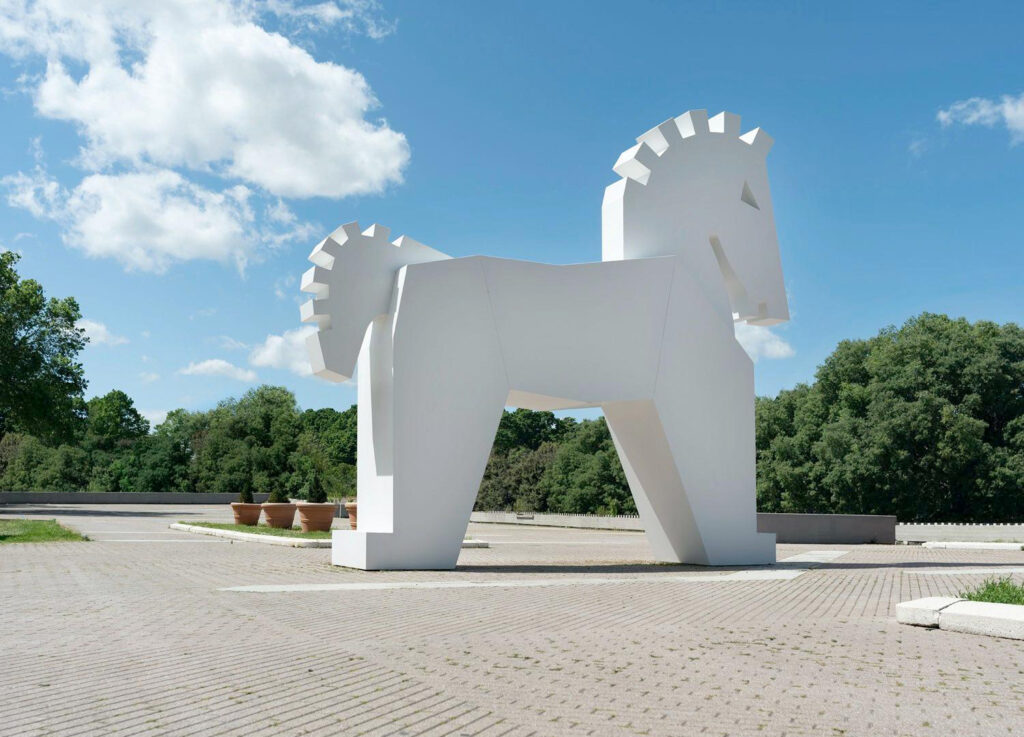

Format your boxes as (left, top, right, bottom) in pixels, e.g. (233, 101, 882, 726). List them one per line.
(301, 110, 789, 570)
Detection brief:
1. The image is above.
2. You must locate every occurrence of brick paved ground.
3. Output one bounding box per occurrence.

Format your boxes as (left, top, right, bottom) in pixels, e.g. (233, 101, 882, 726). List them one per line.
(1, 504, 1023, 737)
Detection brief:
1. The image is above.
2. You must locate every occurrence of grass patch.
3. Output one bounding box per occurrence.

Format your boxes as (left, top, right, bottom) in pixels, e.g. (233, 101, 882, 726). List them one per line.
(0, 519, 87, 543)
(959, 576, 1024, 606)
(184, 521, 332, 539)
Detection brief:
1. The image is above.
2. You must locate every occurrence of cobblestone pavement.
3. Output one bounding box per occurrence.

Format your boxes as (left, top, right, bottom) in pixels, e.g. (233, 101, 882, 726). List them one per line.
(2, 504, 1023, 737)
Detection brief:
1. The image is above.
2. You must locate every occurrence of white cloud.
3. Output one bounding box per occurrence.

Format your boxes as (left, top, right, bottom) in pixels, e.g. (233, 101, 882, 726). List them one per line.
(140, 408, 167, 427)
(0, 0, 405, 270)
(0, 0, 408, 198)
(139, 371, 160, 383)
(249, 325, 316, 376)
(180, 358, 258, 382)
(4, 167, 266, 272)
(734, 323, 794, 363)
(77, 318, 129, 346)
(937, 93, 1024, 144)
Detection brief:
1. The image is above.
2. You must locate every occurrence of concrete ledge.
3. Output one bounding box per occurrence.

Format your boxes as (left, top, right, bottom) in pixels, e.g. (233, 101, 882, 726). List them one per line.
(897, 597, 1024, 640)
(170, 523, 329, 547)
(922, 541, 1024, 551)
(940, 601, 1024, 640)
(896, 597, 963, 627)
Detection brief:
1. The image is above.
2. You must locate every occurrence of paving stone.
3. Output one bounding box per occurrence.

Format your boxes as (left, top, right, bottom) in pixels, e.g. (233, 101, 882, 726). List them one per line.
(1, 504, 1024, 737)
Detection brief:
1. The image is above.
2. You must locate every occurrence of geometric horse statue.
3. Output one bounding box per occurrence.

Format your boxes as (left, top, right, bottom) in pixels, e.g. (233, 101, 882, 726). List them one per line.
(301, 109, 788, 569)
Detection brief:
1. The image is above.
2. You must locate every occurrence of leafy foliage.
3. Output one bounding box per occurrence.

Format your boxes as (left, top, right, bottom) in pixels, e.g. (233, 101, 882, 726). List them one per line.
(0, 252, 87, 443)
(475, 412, 636, 515)
(756, 314, 1024, 521)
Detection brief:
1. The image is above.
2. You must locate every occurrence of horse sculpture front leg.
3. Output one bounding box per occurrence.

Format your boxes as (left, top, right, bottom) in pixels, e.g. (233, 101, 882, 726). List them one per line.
(332, 258, 508, 570)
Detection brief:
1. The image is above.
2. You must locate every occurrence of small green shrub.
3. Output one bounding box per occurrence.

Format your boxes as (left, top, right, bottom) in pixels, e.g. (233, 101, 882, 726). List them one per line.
(959, 577, 1024, 606)
(266, 487, 291, 504)
(306, 467, 327, 504)
(237, 473, 255, 504)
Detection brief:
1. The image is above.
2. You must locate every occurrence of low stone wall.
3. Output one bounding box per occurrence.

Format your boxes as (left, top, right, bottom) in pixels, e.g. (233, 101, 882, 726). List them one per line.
(470, 511, 897, 544)
(897, 523, 1024, 543)
(0, 491, 271, 505)
(757, 513, 896, 544)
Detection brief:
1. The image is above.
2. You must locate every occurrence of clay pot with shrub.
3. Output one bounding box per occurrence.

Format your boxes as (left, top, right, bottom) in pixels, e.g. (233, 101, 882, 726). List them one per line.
(296, 468, 337, 533)
(344, 501, 358, 530)
(230, 482, 262, 526)
(261, 487, 296, 529)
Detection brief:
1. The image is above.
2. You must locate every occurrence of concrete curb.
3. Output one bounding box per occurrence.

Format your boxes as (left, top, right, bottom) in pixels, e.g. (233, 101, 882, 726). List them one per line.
(170, 523, 330, 547)
(897, 597, 1024, 640)
(171, 524, 490, 550)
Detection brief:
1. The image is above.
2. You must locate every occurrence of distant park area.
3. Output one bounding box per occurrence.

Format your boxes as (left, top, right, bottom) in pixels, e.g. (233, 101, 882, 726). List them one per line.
(3, 251, 1022, 522)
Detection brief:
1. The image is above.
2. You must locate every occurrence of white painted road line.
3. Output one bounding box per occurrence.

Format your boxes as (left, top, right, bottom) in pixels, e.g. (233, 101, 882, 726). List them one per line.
(912, 567, 1024, 576)
(222, 551, 849, 592)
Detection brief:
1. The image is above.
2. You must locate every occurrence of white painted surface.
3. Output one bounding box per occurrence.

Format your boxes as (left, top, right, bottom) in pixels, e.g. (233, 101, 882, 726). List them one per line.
(895, 597, 963, 627)
(911, 567, 1024, 576)
(921, 541, 1024, 550)
(224, 552, 845, 592)
(303, 110, 788, 570)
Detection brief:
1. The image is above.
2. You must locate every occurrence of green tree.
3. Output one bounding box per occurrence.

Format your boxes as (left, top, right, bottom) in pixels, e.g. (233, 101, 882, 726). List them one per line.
(0, 252, 87, 443)
(756, 314, 1024, 521)
(539, 418, 634, 515)
(86, 390, 149, 450)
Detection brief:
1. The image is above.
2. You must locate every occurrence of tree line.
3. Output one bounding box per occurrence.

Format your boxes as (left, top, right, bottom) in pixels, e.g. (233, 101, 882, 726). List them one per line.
(2, 251, 1022, 519)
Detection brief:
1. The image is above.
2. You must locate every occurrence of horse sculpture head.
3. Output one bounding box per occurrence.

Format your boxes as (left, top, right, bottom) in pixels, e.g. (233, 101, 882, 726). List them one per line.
(300, 222, 449, 382)
(602, 110, 789, 326)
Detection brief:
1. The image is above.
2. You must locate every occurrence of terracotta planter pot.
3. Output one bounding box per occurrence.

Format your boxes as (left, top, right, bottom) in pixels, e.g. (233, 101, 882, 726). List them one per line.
(230, 502, 262, 526)
(261, 502, 296, 529)
(297, 502, 337, 533)
(344, 501, 358, 530)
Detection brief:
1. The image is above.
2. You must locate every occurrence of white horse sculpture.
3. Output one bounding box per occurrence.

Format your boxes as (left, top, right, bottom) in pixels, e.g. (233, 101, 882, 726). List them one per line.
(301, 109, 788, 570)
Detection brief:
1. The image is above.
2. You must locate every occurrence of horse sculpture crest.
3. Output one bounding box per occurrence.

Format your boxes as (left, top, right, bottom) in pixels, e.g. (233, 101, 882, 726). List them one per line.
(301, 109, 788, 570)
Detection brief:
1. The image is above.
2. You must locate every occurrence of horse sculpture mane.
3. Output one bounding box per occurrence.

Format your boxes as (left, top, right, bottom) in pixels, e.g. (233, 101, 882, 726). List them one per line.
(301, 109, 789, 570)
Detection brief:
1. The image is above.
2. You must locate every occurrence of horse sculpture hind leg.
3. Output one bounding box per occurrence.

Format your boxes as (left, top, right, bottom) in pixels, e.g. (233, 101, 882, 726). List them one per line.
(604, 266, 774, 566)
(333, 257, 508, 570)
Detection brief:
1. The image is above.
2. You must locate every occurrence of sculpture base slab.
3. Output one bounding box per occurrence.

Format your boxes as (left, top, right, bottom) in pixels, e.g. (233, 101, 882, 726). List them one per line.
(331, 530, 461, 570)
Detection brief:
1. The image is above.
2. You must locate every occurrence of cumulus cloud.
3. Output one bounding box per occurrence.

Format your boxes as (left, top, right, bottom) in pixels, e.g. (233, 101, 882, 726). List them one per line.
(139, 371, 160, 383)
(180, 358, 258, 382)
(248, 325, 317, 376)
(938, 93, 1024, 144)
(77, 318, 129, 346)
(0, 0, 406, 270)
(734, 323, 794, 363)
(4, 167, 272, 272)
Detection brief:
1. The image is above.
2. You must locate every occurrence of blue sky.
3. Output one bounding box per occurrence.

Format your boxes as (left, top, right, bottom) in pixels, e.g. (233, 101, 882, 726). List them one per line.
(1, 1, 1022, 426)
